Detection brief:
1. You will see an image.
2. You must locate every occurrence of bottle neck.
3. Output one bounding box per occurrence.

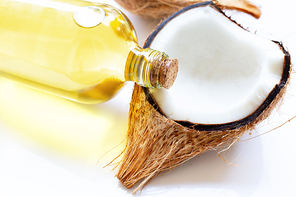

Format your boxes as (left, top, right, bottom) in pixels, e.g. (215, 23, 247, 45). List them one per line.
(125, 46, 169, 89)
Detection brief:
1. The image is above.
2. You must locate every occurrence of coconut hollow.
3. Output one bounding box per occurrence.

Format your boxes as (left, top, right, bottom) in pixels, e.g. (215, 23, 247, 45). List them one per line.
(115, 1, 291, 194)
(115, 0, 261, 19)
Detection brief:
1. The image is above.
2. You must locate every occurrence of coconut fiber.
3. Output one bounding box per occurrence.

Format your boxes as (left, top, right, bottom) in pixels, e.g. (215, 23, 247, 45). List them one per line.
(116, 77, 289, 194)
(115, 0, 261, 19)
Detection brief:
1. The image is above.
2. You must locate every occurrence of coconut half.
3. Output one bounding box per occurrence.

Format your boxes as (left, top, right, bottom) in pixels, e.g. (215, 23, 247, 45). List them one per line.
(115, 1, 291, 193)
(149, 2, 288, 127)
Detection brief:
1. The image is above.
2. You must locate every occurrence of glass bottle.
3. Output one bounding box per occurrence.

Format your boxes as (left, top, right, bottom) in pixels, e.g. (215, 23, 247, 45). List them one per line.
(0, 0, 178, 104)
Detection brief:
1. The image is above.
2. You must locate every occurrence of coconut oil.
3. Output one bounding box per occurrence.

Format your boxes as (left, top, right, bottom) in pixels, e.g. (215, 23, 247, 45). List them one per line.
(0, 0, 178, 104)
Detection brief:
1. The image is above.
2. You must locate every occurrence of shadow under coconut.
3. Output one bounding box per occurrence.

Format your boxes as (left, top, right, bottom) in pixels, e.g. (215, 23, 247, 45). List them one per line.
(128, 137, 264, 197)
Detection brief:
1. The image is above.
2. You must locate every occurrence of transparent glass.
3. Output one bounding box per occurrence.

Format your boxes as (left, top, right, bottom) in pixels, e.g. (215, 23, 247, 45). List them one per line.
(0, 0, 170, 104)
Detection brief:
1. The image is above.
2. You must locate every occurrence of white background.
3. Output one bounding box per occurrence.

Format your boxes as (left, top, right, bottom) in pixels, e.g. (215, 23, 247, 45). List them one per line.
(1, 0, 296, 196)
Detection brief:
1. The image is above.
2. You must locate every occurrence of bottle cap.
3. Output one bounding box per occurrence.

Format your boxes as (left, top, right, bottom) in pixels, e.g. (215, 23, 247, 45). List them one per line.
(159, 59, 178, 89)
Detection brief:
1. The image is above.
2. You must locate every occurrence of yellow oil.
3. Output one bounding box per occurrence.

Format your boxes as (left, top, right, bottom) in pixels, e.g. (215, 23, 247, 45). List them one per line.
(0, 0, 138, 103)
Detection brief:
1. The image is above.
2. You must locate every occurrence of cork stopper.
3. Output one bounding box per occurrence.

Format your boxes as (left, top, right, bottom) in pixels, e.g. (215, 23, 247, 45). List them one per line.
(159, 58, 178, 89)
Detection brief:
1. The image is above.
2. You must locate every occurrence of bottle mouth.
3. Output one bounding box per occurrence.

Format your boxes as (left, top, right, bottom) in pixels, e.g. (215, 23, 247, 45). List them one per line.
(148, 50, 169, 89)
(125, 46, 173, 89)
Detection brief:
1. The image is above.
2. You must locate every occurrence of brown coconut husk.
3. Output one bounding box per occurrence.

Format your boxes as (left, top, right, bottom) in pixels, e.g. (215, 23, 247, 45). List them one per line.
(115, 0, 261, 19)
(116, 68, 290, 193)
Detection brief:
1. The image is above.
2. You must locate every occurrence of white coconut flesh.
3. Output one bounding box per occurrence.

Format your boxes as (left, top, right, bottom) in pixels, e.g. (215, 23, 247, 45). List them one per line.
(149, 5, 285, 124)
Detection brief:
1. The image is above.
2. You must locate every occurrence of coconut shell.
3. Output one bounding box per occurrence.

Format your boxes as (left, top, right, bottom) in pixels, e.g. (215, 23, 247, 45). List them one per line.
(115, 0, 261, 19)
(115, 2, 291, 194)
